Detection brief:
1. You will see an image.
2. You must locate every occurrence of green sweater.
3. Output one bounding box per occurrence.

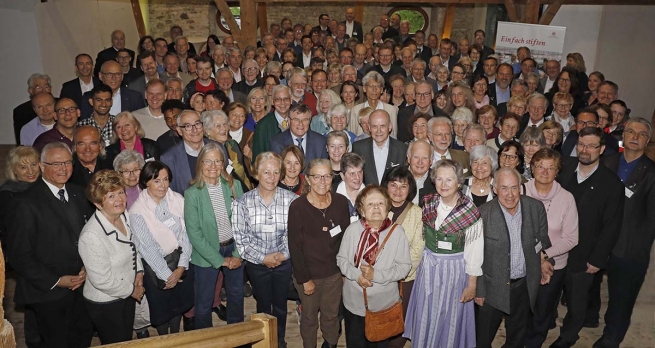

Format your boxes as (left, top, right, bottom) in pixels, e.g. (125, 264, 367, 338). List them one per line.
(251, 112, 281, 163)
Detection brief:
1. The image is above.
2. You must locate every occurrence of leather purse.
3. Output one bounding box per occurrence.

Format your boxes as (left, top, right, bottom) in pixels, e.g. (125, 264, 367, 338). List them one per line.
(142, 246, 185, 289)
(362, 224, 405, 342)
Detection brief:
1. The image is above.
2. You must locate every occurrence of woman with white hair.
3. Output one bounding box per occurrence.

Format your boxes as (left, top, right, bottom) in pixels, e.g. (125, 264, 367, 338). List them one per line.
(310, 89, 341, 135)
(462, 145, 499, 207)
(325, 103, 356, 144)
(451, 107, 474, 150)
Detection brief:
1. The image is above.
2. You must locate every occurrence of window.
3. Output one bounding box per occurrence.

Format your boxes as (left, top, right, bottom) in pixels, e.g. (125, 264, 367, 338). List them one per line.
(388, 7, 429, 34)
(216, 6, 241, 34)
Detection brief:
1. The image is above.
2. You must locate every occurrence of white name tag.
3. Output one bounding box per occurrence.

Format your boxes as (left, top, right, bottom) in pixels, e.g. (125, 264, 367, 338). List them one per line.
(329, 225, 342, 237)
(437, 241, 452, 250)
(262, 224, 275, 232)
(535, 241, 543, 254)
(145, 157, 155, 163)
(226, 164, 234, 174)
(163, 218, 176, 228)
(350, 216, 359, 223)
(625, 187, 634, 198)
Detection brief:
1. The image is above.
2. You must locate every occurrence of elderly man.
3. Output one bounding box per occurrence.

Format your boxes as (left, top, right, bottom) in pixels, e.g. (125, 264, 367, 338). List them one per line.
(407, 59, 438, 92)
(161, 110, 224, 194)
(349, 71, 398, 137)
(77, 84, 114, 146)
(163, 53, 193, 86)
(80, 61, 145, 119)
(14, 73, 52, 145)
(34, 98, 80, 152)
(133, 79, 169, 139)
(226, 47, 244, 83)
(519, 93, 550, 134)
(393, 20, 411, 45)
(352, 109, 407, 185)
(252, 85, 293, 161)
(368, 45, 404, 82)
(512, 47, 532, 74)
(475, 167, 551, 348)
(397, 47, 414, 77)
(329, 65, 363, 101)
(60, 54, 100, 108)
(165, 77, 184, 101)
(222, 35, 236, 50)
(212, 45, 227, 71)
(343, 7, 363, 42)
(353, 44, 371, 78)
(271, 104, 328, 166)
(427, 117, 470, 173)
(94, 29, 135, 77)
(413, 30, 432, 63)
(234, 59, 263, 95)
(21, 92, 56, 146)
(397, 82, 447, 143)
(167, 26, 196, 54)
(488, 63, 514, 107)
(405, 139, 433, 204)
(538, 59, 561, 94)
(174, 36, 192, 73)
(596, 118, 655, 348)
(156, 99, 185, 153)
(379, 14, 398, 40)
(287, 67, 318, 115)
(463, 123, 487, 153)
(128, 51, 169, 98)
(552, 127, 624, 348)
(69, 126, 112, 188)
(8, 142, 95, 347)
(597, 81, 619, 105)
(216, 68, 247, 104)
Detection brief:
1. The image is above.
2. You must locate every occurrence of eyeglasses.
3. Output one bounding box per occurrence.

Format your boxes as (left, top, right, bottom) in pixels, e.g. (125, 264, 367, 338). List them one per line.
(554, 103, 572, 108)
(576, 142, 601, 150)
(178, 121, 204, 131)
(119, 169, 141, 176)
(534, 165, 557, 173)
(243, 67, 258, 73)
(274, 97, 291, 103)
(102, 72, 123, 79)
(415, 92, 432, 99)
(624, 128, 650, 139)
(43, 160, 73, 168)
(559, 78, 571, 83)
(576, 120, 598, 127)
(500, 153, 518, 160)
(290, 118, 311, 124)
(202, 159, 224, 166)
(56, 106, 78, 115)
(309, 173, 333, 181)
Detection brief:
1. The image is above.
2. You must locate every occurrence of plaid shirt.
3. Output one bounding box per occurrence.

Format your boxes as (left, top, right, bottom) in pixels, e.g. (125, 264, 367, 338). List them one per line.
(231, 187, 298, 264)
(77, 115, 115, 146)
(422, 191, 481, 233)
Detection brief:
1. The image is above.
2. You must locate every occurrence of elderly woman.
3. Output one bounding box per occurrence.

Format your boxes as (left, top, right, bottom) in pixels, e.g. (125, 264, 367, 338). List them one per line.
(381, 167, 425, 348)
(202, 110, 253, 191)
(523, 149, 579, 347)
(311, 89, 341, 135)
(519, 126, 546, 180)
(389, 75, 407, 107)
(327, 63, 342, 89)
(113, 150, 146, 209)
(245, 87, 270, 130)
(444, 81, 476, 116)
(129, 161, 194, 335)
(407, 112, 431, 145)
(584, 71, 605, 106)
(524, 72, 541, 96)
(432, 65, 449, 92)
(550, 92, 576, 138)
(463, 145, 498, 207)
(497, 140, 527, 182)
(227, 102, 254, 164)
(403, 82, 416, 107)
(184, 143, 244, 328)
(326, 131, 349, 188)
(354, 107, 374, 142)
(540, 120, 565, 150)
(476, 105, 500, 140)
(458, 56, 475, 81)
(326, 104, 356, 144)
(79, 170, 145, 344)
(232, 152, 298, 348)
(106, 111, 160, 165)
(278, 145, 306, 195)
(288, 158, 350, 348)
(450, 107, 473, 151)
(487, 112, 521, 151)
(404, 159, 483, 347)
(340, 81, 360, 112)
(335, 152, 365, 219)
(507, 95, 528, 117)
(471, 75, 489, 109)
(337, 185, 411, 347)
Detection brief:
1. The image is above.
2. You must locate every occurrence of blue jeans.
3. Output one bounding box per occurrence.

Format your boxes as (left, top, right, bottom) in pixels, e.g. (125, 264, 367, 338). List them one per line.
(194, 242, 244, 328)
(246, 259, 292, 342)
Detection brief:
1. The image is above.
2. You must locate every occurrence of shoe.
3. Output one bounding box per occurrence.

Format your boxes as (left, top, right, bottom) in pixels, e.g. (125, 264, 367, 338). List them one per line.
(136, 329, 150, 339)
(278, 341, 287, 348)
(321, 341, 337, 348)
(549, 337, 573, 348)
(183, 316, 195, 331)
(548, 319, 557, 330)
(243, 282, 253, 297)
(295, 304, 302, 325)
(583, 321, 600, 328)
(593, 336, 617, 348)
(213, 304, 227, 321)
(220, 287, 227, 301)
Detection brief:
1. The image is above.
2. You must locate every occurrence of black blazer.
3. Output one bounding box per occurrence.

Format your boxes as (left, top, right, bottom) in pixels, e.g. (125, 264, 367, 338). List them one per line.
(270, 130, 328, 169)
(556, 157, 624, 272)
(342, 20, 364, 42)
(94, 47, 135, 78)
(396, 103, 448, 143)
(7, 179, 94, 305)
(79, 86, 146, 120)
(59, 77, 101, 108)
(381, 27, 399, 40)
(601, 154, 655, 262)
(487, 82, 498, 107)
(352, 137, 408, 186)
(13, 100, 36, 145)
(416, 45, 433, 65)
(105, 138, 161, 165)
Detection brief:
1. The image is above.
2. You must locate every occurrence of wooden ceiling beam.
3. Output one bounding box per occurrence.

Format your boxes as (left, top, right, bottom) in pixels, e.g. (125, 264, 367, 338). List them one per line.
(524, 0, 541, 23)
(213, 0, 242, 37)
(257, 3, 268, 38)
(504, 0, 519, 22)
(539, 0, 563, 25)
(256, 0, 655, 4)
(130, 0, 147, 38)
(442, 5, 456, 39)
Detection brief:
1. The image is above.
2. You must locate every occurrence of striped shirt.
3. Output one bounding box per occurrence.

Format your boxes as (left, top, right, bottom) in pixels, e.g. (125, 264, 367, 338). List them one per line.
(500, 201, 526, 279)
(231, 187, 298, 264)
(207, 183, 233, 242)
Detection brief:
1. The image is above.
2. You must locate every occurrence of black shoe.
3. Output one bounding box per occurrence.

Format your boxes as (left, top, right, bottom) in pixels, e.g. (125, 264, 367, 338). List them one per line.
(136, 329, 150, 339)
(548, 320, 557, 330)
(278, 341, 287, 348)
(213, 304, 227, 321)
(583, 321, 600, 328)
(220, 287, 227, 301)
(183, 316, 195, 331)
(549, 337, 573, 348)
(243, 282, 253, 297)
(321, 341, 337, 348)
(593, 336, 617, 348)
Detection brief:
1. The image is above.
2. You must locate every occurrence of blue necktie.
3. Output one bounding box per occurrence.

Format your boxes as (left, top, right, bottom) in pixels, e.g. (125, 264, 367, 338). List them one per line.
(58, 189, 67, 203)
(296, 137, 304, 153)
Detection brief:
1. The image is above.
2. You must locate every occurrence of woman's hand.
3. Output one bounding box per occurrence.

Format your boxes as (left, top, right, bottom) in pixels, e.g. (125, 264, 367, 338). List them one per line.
(228, 258, 242, 270)
(357, 274, 372, 288)
(243, 145, 252, 159)
(164, 267, 185, 289)
(303, 280, 316, 295)
(360, 264, 374, 281)
(460, 285, 476, 303)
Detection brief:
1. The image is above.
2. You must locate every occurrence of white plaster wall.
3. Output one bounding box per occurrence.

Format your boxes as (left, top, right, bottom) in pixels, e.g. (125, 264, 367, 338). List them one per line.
(550, 4, 603, 70)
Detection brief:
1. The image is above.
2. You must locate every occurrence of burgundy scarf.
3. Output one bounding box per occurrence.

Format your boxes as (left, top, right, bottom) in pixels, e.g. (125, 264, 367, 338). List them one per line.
(354, 217, 392, 267)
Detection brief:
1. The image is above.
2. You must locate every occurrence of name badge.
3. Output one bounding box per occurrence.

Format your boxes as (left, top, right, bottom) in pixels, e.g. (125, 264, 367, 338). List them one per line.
(535, 241, 542, 254)
(163, 218, 176, 228)
(226, 164, 234, 174)
(625, 187, 634, 198)
(350, 216, 359, 223)
(262, 224, 275, 232)
(145, 157, 155, 163)
(330, 225, 342, 237)
(437, 241, 452, 250)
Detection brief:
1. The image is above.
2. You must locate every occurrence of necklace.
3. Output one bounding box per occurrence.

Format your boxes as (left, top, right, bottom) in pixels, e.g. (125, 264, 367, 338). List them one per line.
(308, 193, 331, 218)
(281, 177, 299, 191)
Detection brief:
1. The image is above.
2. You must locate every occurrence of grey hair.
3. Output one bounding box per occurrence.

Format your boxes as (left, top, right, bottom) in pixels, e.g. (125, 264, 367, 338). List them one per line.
(469, 145, 499, 172)
(427, 116, 453, 133)
(174, 35, 188, 45)
(493, 167, 522, 188)
(28, 73, 51, 89)
(524, 72, 540, 83)
(242, 58, 257, 69)
(341, 64, 356, 76)
(451, 106, 474, 123)
(430, 159, 465, 186)
(264, 61, 282, 75)
(410, 58, 426, 69)
(625, 117, 653, 138)
(327, 103, 349, 125)
(176, 109, 200, 125)
(406, 139, 432, 157)
(326, 130, 350, 147)
(288, 67, 307, 81)
(511, 79, 529, 92)
(271, 84, 291, 99)
(166, 77, 183, 88)
(519, 126, 547, 147)
(528, 92, 550, 109)
(201, 109, 228, 136)
(340, 152, 365, 171)
(41, 142, 72, 163)
(362, 71, 384, 87)
(113, 150, 145, 172)
(217, 67, 234, 78)
(228, 46, 242, 55)
(320, 90, 342, 113)
(463, 123, 486, 140)
(211, 44, 227, 56)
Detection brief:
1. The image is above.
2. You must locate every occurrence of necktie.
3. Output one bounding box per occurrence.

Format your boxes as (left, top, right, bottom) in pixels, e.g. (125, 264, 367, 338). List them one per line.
(282, 119, 288, 129)
(58, 189, 67, 203)
(418, 47, 422, 53)
(296, 137, 304, 153)
(441, 155, 446, 161)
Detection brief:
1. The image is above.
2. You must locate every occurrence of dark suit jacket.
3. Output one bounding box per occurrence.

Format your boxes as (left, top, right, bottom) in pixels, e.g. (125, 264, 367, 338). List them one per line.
(449, 149, 472, 175)
(13, 100, 36, 145)
(127, 74, 169, 99)
(234, 78, 263, 95)
(560, 130, 620, 158)
(167, 42, 197, 56)
(7, 179, 94, 304)
(79, 87, 146, 120)
(94, 47, 135, 77)
(381, 27, 399, 40)
(481, 45, 495, 60)
(252, 112, 281, 163)
(343, 20, 363, 42)
(601, 154, 655, 263)
(418, 177, 436, 207)
(368, 64, 405, 83)
(556, 157, 624, 271)
(160, 139, 225, 194)
(270, 130, 328, 168)
(60, 77, 101, 108)
(352, 137, 408, 186)
(396, 103, 448, 143)
(476, 196, 551, 314)
(487, 82, 498, 107)
(446, 56, 459, 72)
(415, 46, 433, 65)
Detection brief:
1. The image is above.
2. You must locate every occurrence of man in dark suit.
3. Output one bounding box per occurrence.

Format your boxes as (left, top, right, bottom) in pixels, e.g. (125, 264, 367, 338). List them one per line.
(270, 104, 328, 167)
(475, 167, 552, 348)
(7, 142, 94, 347)
(343, 8, 363, 43)
(234, 59, 263, 96)
(413, 30, 433, 64)
(127, 51, 169, 99)
(595, 118, 655, 348)
(538, 59, 561, 94)
(397, 81, 447, 142)
(296, 35, 314, 69)
(167, 25, 196, 55)
(80, 61, 145, 120)
(352, 110, 408, 185)
(474, 29, 495, 60)
(13, 73, 52, 145)
(379, 14, 399, 40)
(94, 30, 135, 78)
(560, 108, 620, 158)
(60, 54, 101, 108)
(367, 45, 404, 83)
(68, 126, 113, 188)
(437, 38, 459, 72)
(405, 140, 434, 205)
(552, 127, 624, 348)
(313, 14, 332, 37)
(518, 93, 550, 135)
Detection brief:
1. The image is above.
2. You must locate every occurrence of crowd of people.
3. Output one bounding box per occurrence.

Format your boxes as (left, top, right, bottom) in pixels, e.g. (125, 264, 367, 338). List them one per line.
(5, 7, 655, 348)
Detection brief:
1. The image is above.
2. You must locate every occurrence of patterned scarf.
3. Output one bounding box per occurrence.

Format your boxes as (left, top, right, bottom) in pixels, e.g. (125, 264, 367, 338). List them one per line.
(422, 191, 481, 246)
(354, 217, 392, 267)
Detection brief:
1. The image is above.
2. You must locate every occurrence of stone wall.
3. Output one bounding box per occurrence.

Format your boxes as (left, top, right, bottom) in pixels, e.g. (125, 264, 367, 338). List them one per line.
(148, 0, 211, 40)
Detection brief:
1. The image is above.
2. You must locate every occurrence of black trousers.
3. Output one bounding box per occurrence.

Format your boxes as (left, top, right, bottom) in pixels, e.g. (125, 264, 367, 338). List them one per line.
(585, 270, 604, 324)
(559, 269, 595, 343)
(602, 255, 649, 346)
(476, 277, 531, 348)
(343, 307, 389, 348)
(30, 290, 93, 348)
(525, 268, 566, 347)
(85, 297, 136, 344)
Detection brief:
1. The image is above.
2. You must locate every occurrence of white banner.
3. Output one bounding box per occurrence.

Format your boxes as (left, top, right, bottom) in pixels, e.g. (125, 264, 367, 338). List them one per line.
(494, 22, 567, 65)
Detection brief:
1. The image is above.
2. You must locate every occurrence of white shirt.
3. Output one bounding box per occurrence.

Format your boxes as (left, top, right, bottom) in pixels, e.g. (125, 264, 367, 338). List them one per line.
(345, 21, 354, 37)
(526, 118, 545, 128)
(432, 149, 453, 167)
(290, 132, 307, 154)
(372, 137, 390, 184)
(576, 163, 599, 183)
(302, 52, 312, 68)
(544, 78, 556, 94)
(231, 68, 242, 83)
(110, 88, 122, 116)
(412, 170, 429, 205)
(43, 178, 68, 201)
(79, 78, 94, 95)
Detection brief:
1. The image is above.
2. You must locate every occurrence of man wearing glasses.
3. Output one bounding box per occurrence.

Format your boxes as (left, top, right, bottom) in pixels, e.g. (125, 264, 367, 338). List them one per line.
(80, 60, 145, 120)
(253, 85, 293, 161)
(396, 81, 447, 143)
(367, 45, 403, 83)
(560, 108, 619, 158)
(33, 98, 80, 152)
(271, 104, 328, 168)
(287, 67, 317, 115)
(234, 59, 263, 95)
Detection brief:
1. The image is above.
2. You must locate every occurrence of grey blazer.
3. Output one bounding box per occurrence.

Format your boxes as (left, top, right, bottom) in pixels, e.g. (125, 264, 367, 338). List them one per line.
(476, 196, 551, 314)
(127, 74, 169, 100)
(352, 137, 408, 186)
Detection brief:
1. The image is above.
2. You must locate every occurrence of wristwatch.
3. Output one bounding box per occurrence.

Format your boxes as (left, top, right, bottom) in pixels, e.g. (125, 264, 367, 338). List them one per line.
(542, 250, 550, 261)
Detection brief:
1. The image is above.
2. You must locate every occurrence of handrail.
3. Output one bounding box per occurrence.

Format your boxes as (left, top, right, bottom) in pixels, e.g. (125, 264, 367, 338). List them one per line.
(100, 313, 277, 348)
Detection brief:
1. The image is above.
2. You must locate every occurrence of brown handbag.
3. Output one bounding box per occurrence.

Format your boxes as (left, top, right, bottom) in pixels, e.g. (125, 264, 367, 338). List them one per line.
(362, 224, 405, 342)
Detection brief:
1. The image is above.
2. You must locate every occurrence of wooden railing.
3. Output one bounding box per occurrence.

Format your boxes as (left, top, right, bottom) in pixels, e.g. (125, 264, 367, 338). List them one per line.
(0, 242, 17, 348)
(100, 313, 277, 348)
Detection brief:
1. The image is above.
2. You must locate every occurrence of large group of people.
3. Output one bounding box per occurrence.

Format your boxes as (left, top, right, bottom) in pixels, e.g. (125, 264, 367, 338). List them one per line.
(5, 7, 655, 348)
